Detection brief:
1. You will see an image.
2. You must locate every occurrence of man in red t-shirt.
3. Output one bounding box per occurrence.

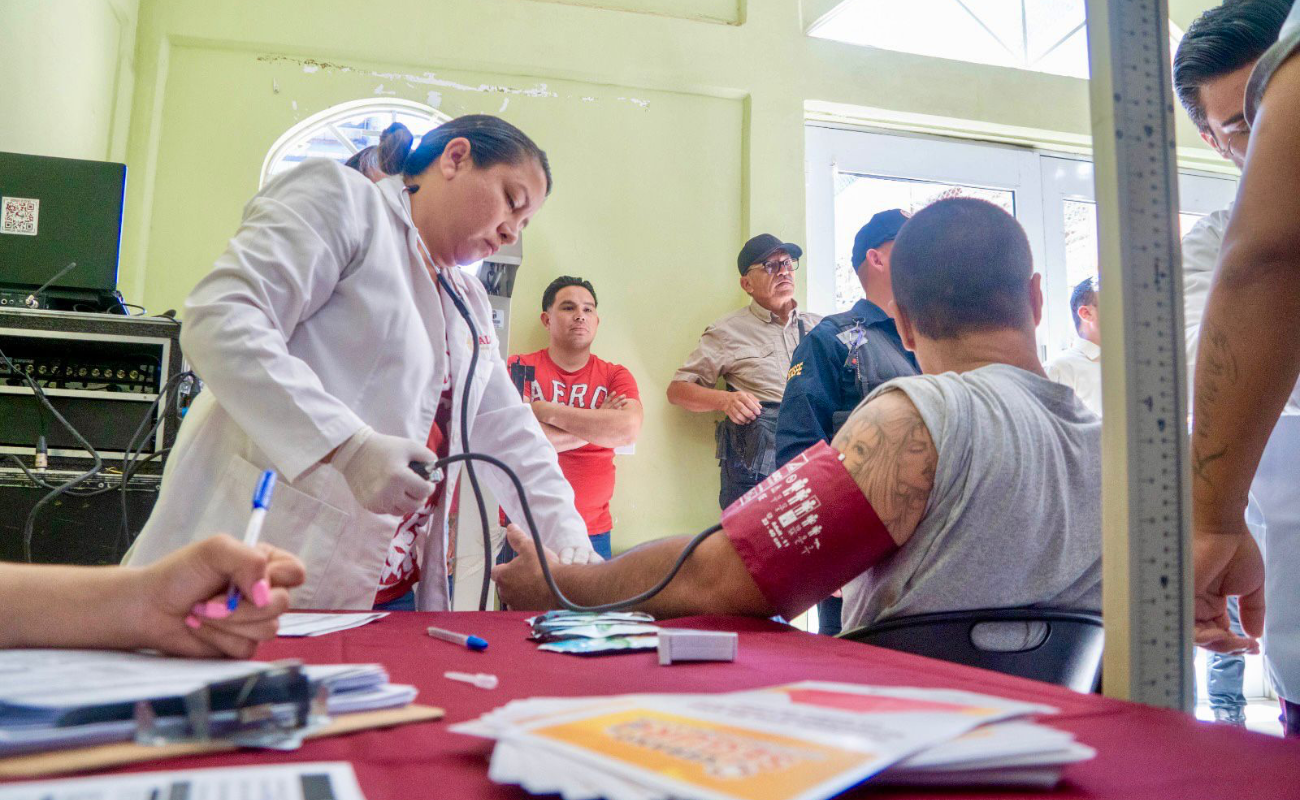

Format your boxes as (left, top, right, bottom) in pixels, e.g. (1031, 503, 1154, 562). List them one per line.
(506, 276, 642, 558)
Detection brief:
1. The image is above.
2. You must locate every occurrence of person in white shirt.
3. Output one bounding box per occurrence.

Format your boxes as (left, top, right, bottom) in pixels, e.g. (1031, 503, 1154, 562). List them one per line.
(1044, 278, 1102, 416)
(1173, 0, 1300, 736)
(124, 115, 598, 613)
(1176, 0, 1300, 415)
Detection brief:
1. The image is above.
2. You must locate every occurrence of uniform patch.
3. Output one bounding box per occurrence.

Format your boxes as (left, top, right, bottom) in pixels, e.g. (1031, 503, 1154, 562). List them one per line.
(787, 362, 804, 381)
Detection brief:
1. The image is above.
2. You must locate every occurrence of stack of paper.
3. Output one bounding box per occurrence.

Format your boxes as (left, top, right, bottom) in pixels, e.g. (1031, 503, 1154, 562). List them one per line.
(0, 650, 417, 758)
(278, 612, 388, 637)
(528, 611, 661, 656)
(453, 681, 1094, 798)
(0, 761, 368, 800)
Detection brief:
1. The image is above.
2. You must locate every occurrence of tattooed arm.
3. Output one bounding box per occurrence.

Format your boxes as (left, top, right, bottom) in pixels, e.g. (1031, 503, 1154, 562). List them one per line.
(1190, 57, 1300, 653)
(491, 390, 937, 617)
(830, 390, 936, 546)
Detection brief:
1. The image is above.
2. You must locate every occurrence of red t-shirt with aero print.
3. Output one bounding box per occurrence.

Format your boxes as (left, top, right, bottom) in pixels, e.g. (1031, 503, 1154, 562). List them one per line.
(508, 349, 639, 536)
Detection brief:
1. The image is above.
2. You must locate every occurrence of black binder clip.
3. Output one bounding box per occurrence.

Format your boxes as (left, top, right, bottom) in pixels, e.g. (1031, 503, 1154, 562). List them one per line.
(133, 660, 328, 749)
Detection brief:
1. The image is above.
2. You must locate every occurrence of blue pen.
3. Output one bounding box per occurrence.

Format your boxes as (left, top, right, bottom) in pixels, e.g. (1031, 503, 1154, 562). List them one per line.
(427, 626, 489, 650)
(226, 470, 277, 611)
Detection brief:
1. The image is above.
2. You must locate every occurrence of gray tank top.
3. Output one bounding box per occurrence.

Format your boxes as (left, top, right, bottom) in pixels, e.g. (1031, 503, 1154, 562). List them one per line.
(840, 364, 1102, 632)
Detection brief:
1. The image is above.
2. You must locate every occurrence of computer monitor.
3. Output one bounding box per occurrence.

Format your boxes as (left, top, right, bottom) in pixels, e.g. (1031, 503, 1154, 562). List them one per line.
(0, 151, 126, 298)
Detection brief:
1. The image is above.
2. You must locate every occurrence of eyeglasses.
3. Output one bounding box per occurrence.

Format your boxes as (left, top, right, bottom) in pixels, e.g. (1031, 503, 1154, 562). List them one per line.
(1209, 127, 1249, 160)
(748, 257, 800, 275)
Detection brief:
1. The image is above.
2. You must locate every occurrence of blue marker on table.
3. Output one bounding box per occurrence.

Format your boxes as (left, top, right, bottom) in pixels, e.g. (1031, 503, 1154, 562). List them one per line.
(226, 470, 277, 611)
(427, 626, 489, 650)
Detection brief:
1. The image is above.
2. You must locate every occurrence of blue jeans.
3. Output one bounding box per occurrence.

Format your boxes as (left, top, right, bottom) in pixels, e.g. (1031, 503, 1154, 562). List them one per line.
(816, 595, 843, 637)
(1207, 597, 1247, 715)
(373, 589, 417, 611)
(589, 531, 612, 560)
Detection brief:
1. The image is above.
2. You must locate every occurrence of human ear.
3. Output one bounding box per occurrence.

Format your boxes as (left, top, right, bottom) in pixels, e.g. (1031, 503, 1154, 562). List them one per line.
(439, 138, 473, 180)
(895, 306, 918, 350)
(1029, 273, 1044, 326)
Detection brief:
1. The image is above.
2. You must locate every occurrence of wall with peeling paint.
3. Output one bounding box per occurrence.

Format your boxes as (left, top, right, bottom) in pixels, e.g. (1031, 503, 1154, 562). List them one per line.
(94, 0, 1220, 560)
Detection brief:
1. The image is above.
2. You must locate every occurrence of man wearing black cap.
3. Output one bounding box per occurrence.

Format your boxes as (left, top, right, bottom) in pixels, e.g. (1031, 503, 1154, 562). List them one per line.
(668, 234, 822, 509)
(775, 210, 919, 634)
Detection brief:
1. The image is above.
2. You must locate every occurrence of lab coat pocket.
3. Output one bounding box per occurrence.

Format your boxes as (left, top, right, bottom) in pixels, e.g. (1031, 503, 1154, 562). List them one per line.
(198, 454, 350, 607)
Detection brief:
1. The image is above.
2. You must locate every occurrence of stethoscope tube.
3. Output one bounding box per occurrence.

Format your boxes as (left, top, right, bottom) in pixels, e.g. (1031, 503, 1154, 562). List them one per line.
(403, 185, 495, 611)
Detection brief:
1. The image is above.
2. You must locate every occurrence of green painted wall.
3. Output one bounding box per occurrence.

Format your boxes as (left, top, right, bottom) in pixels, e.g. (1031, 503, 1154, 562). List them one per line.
(9, 0, 1224, 553)
(0, 0, 138, 161)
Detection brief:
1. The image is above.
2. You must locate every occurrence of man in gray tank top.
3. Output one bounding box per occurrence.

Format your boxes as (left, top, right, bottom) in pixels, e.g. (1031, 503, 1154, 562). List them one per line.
(491, 199, 1102, 634)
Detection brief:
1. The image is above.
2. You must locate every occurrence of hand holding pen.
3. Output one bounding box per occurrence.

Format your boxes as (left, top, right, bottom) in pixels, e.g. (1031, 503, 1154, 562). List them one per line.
(226, 471, 277, 611)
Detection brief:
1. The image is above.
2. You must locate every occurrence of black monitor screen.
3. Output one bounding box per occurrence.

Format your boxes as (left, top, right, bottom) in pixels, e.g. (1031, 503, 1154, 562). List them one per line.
(0, 151, 126, 294)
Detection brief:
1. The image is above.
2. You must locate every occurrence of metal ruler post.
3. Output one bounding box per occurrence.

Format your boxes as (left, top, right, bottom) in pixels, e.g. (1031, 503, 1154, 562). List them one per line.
(1085, 0, 1193, 710)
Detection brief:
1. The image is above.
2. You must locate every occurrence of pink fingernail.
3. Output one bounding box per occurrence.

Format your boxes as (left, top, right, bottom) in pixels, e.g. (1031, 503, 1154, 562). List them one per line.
(184, 614, 202, 630)
(252, 579, 271, 608)
(204, 601, 231, 619)
(191, 602, 207, 617)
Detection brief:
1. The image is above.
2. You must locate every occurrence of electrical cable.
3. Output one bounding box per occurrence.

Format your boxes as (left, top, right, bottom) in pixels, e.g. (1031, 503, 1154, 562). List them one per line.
(432, 451, 723, 613)
(117, 371, 194, 552)
(0, 344, 103, 562)
(0, 343, 190, 559)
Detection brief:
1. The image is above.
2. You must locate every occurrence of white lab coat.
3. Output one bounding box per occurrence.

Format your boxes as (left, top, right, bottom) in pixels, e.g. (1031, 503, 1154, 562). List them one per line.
(124, 158, 591, 610)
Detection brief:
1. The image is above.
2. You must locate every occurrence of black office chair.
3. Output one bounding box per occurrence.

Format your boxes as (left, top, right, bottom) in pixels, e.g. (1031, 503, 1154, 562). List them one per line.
(837, 608, 1104, 692)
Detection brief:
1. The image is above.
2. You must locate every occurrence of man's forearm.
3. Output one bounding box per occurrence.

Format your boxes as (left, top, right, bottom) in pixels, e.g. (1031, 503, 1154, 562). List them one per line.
(1192, 59, 1300, 529)
(665, 380, 727, 413)
(1192, 282, 1300, 524)
(545, 532, 772, 619)
(536, 403, 641, 448)
(538, 421, 587, 452)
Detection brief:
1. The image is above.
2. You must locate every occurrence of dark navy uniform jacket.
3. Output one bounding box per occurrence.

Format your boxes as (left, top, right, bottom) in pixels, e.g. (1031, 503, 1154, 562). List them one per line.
(775, 299, 920, 467)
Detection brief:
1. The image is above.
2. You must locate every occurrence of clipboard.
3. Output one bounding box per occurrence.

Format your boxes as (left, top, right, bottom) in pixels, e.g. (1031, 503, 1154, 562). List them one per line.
(0, 704, 444, 779)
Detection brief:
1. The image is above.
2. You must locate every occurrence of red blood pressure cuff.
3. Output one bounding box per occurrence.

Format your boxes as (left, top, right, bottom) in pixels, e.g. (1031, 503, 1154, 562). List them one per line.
(722, 441, 898, 620)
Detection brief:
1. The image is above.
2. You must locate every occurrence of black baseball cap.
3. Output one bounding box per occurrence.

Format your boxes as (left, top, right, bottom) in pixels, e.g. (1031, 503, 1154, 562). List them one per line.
(737, 234, 804, 276)
(852, 209, 909, 269)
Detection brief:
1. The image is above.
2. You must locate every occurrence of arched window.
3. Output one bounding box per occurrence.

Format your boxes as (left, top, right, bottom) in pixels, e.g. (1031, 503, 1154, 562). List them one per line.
(261, 99, 449, 187)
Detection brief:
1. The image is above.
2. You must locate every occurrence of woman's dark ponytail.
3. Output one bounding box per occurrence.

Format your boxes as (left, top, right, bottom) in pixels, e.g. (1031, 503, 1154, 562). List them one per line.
(343, 122, 414, 180)
(376, 122, 414, 175)
(402, 114, 552, 195)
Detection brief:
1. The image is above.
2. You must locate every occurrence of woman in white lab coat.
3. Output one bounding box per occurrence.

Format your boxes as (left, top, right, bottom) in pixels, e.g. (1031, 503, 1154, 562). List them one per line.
(125, 115, 596, 611)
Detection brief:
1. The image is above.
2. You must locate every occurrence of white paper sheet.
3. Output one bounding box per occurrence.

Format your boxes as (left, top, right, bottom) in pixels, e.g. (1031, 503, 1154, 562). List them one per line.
(0, 761, 368, 800)
(278, 612, 388, 637)
(457, 682, 1095, 800)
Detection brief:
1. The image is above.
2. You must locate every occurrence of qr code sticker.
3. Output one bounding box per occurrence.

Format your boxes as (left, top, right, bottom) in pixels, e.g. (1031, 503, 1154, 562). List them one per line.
(2, 196, 40, 236)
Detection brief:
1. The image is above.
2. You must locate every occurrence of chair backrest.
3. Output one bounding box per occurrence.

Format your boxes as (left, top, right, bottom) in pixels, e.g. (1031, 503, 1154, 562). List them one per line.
(838, 608, 1104, 692)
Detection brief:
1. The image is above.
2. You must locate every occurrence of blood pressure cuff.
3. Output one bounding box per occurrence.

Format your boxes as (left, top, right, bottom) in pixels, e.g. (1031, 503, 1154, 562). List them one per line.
(721, 441, 898, 620)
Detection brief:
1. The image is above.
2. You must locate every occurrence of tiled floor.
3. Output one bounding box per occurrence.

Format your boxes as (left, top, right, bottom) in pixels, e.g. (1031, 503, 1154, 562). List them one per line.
(1194, 698, 1285, 737)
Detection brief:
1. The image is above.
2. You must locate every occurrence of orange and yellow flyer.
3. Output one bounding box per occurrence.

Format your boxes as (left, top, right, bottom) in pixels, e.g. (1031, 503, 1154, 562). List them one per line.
(505, 682, 1056, 800)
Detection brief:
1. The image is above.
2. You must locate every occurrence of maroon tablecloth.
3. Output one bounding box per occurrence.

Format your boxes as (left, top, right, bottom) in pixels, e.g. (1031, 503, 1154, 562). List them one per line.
(93, 612, 1300, 797)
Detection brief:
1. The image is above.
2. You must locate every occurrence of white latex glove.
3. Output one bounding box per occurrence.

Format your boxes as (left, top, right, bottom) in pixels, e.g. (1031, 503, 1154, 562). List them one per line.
(333, 425, 438, 516)
(557, 545, 603, 565)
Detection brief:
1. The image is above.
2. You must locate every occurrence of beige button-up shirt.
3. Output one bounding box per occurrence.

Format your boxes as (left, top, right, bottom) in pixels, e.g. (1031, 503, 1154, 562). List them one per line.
(1044, 337, 1102, 417)
(673, 301, 823, 403)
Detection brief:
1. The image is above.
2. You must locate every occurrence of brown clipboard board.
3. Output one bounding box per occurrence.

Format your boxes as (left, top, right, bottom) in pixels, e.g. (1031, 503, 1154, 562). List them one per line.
(0, 704, 444, 780)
